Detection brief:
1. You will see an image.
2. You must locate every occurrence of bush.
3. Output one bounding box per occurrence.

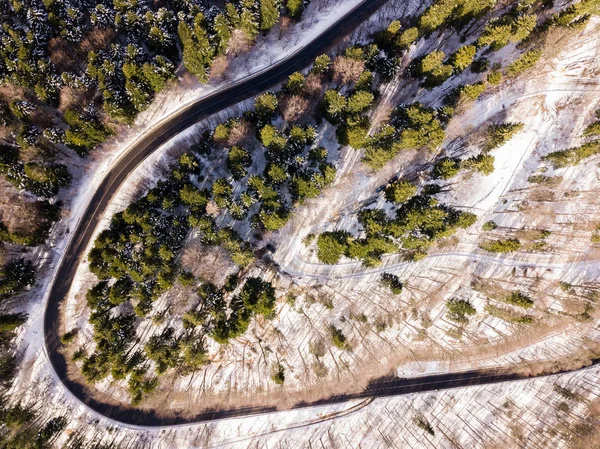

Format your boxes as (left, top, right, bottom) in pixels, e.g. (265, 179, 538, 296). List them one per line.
(504, 291, 534, 309)
(271, 363, 285, 384)
(380, 273, 403, 294)
(446, 298, 476, 324)
(482, 220, 497, 231)
(485, 304, 533, 323)
(60, 330, 76, 345)
(329, 325, 349, 350)
(433, 157, 460, 179)
(479, 238, 521, 253)
(487, 71, 502, 85)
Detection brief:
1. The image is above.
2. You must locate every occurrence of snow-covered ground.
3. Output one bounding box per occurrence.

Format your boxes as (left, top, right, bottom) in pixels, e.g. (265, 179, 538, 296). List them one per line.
(7, 1, 600, 447)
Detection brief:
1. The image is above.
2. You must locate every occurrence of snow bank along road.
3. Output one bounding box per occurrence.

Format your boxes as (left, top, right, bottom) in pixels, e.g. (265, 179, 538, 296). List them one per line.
(42, 0, 600, 427)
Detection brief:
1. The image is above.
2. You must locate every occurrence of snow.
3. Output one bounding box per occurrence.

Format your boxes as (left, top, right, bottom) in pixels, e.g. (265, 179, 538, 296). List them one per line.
(6, 3, 600, 448)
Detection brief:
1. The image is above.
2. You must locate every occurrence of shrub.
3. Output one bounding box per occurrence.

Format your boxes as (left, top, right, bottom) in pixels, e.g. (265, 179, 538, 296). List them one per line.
(584, 121, 600, 137)
(329, 325, 350, 350)
(446, 298, 476, 324)
(380, 273, 403, 294)
(479, 238, 521, 253)
(61, 330, 76, 345)
(504, 291, 534, 309)
(271, 363, 285, 384)
(482, 220, 497, 231)
(487, 71, 502, 85)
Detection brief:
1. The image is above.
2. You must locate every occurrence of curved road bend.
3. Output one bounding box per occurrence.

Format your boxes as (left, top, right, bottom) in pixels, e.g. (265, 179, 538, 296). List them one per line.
(43, 0, 599, 428)
(43, 0, 391, 425)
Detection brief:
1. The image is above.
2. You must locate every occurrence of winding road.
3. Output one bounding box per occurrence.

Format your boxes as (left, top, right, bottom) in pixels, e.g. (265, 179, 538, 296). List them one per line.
(42, 0, 600, 428)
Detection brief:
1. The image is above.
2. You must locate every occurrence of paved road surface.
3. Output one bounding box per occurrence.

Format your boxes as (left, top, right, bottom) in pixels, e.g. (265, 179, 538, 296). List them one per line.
(42, 0, 599, 428)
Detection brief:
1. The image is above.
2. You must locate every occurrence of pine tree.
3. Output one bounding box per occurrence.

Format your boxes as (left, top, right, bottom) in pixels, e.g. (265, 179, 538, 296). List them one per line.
(259, 0, 281, 31)
(213, 14, 232, 54)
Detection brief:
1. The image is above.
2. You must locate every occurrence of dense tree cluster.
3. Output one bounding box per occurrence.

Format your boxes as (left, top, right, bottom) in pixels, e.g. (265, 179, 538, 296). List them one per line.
(317, 192, 476, 265)
(364, 103, 450, 169)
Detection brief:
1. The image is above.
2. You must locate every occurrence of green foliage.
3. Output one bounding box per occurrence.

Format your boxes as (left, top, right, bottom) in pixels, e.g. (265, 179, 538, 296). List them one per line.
(255, 92, 279, 124)
(0, 313, 27, 333)
(455, 82, 487, 103)
(485, 304, 533, 323)
(503, 291, 534, 309)
(178, 14, 214, 82)
(312, 54, 331, 74)
(227, 146, 251, 180)
(482, 220, 497, 231)
(287, 0, 308, 19)
(477, 14, 538, 49)
(271, 363, 285, 384)
(145, 327, 180, 374)
(380, 272, 403, 294)
(479, 238, 522, 253)
(322, 90, 347, 123)
(364, 104, 448, 169)
(446, 298, 476, 324)
(487, 71, 503, 85)
(0, 259, 35, 300)
(450, 45, 477, 72)
(433, 157, 460, 179)
(506, 49, 542, 77)
(328, 325, 350, 350)
(543, 141, 600, 168)
(419, 51, 446, 75)
(211, 278, 276, 343)
(259, 0, 281, 31)
(462, 153, 495, 175)
(317, 231, 351, 264)
(484, 122, 524, 152)
(64, 109, 113, 156)
(583, 121, 600, 137)
(418, 0, 495, 34)
(396, 27, 419, 50)
(285, 72, 306, 94)
(385, 179, 417, 203)
(60, 330, 76, 345)
(347, 91, 374, 114)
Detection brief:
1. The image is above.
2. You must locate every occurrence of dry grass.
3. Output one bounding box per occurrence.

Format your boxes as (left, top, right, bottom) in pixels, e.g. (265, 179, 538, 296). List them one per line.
(180, 237, 237, 286)
(332, 56, 364, 86)
(229, 29, 253, 55)
(209, 55, 229, 82)
(280, 94, 310, 122)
